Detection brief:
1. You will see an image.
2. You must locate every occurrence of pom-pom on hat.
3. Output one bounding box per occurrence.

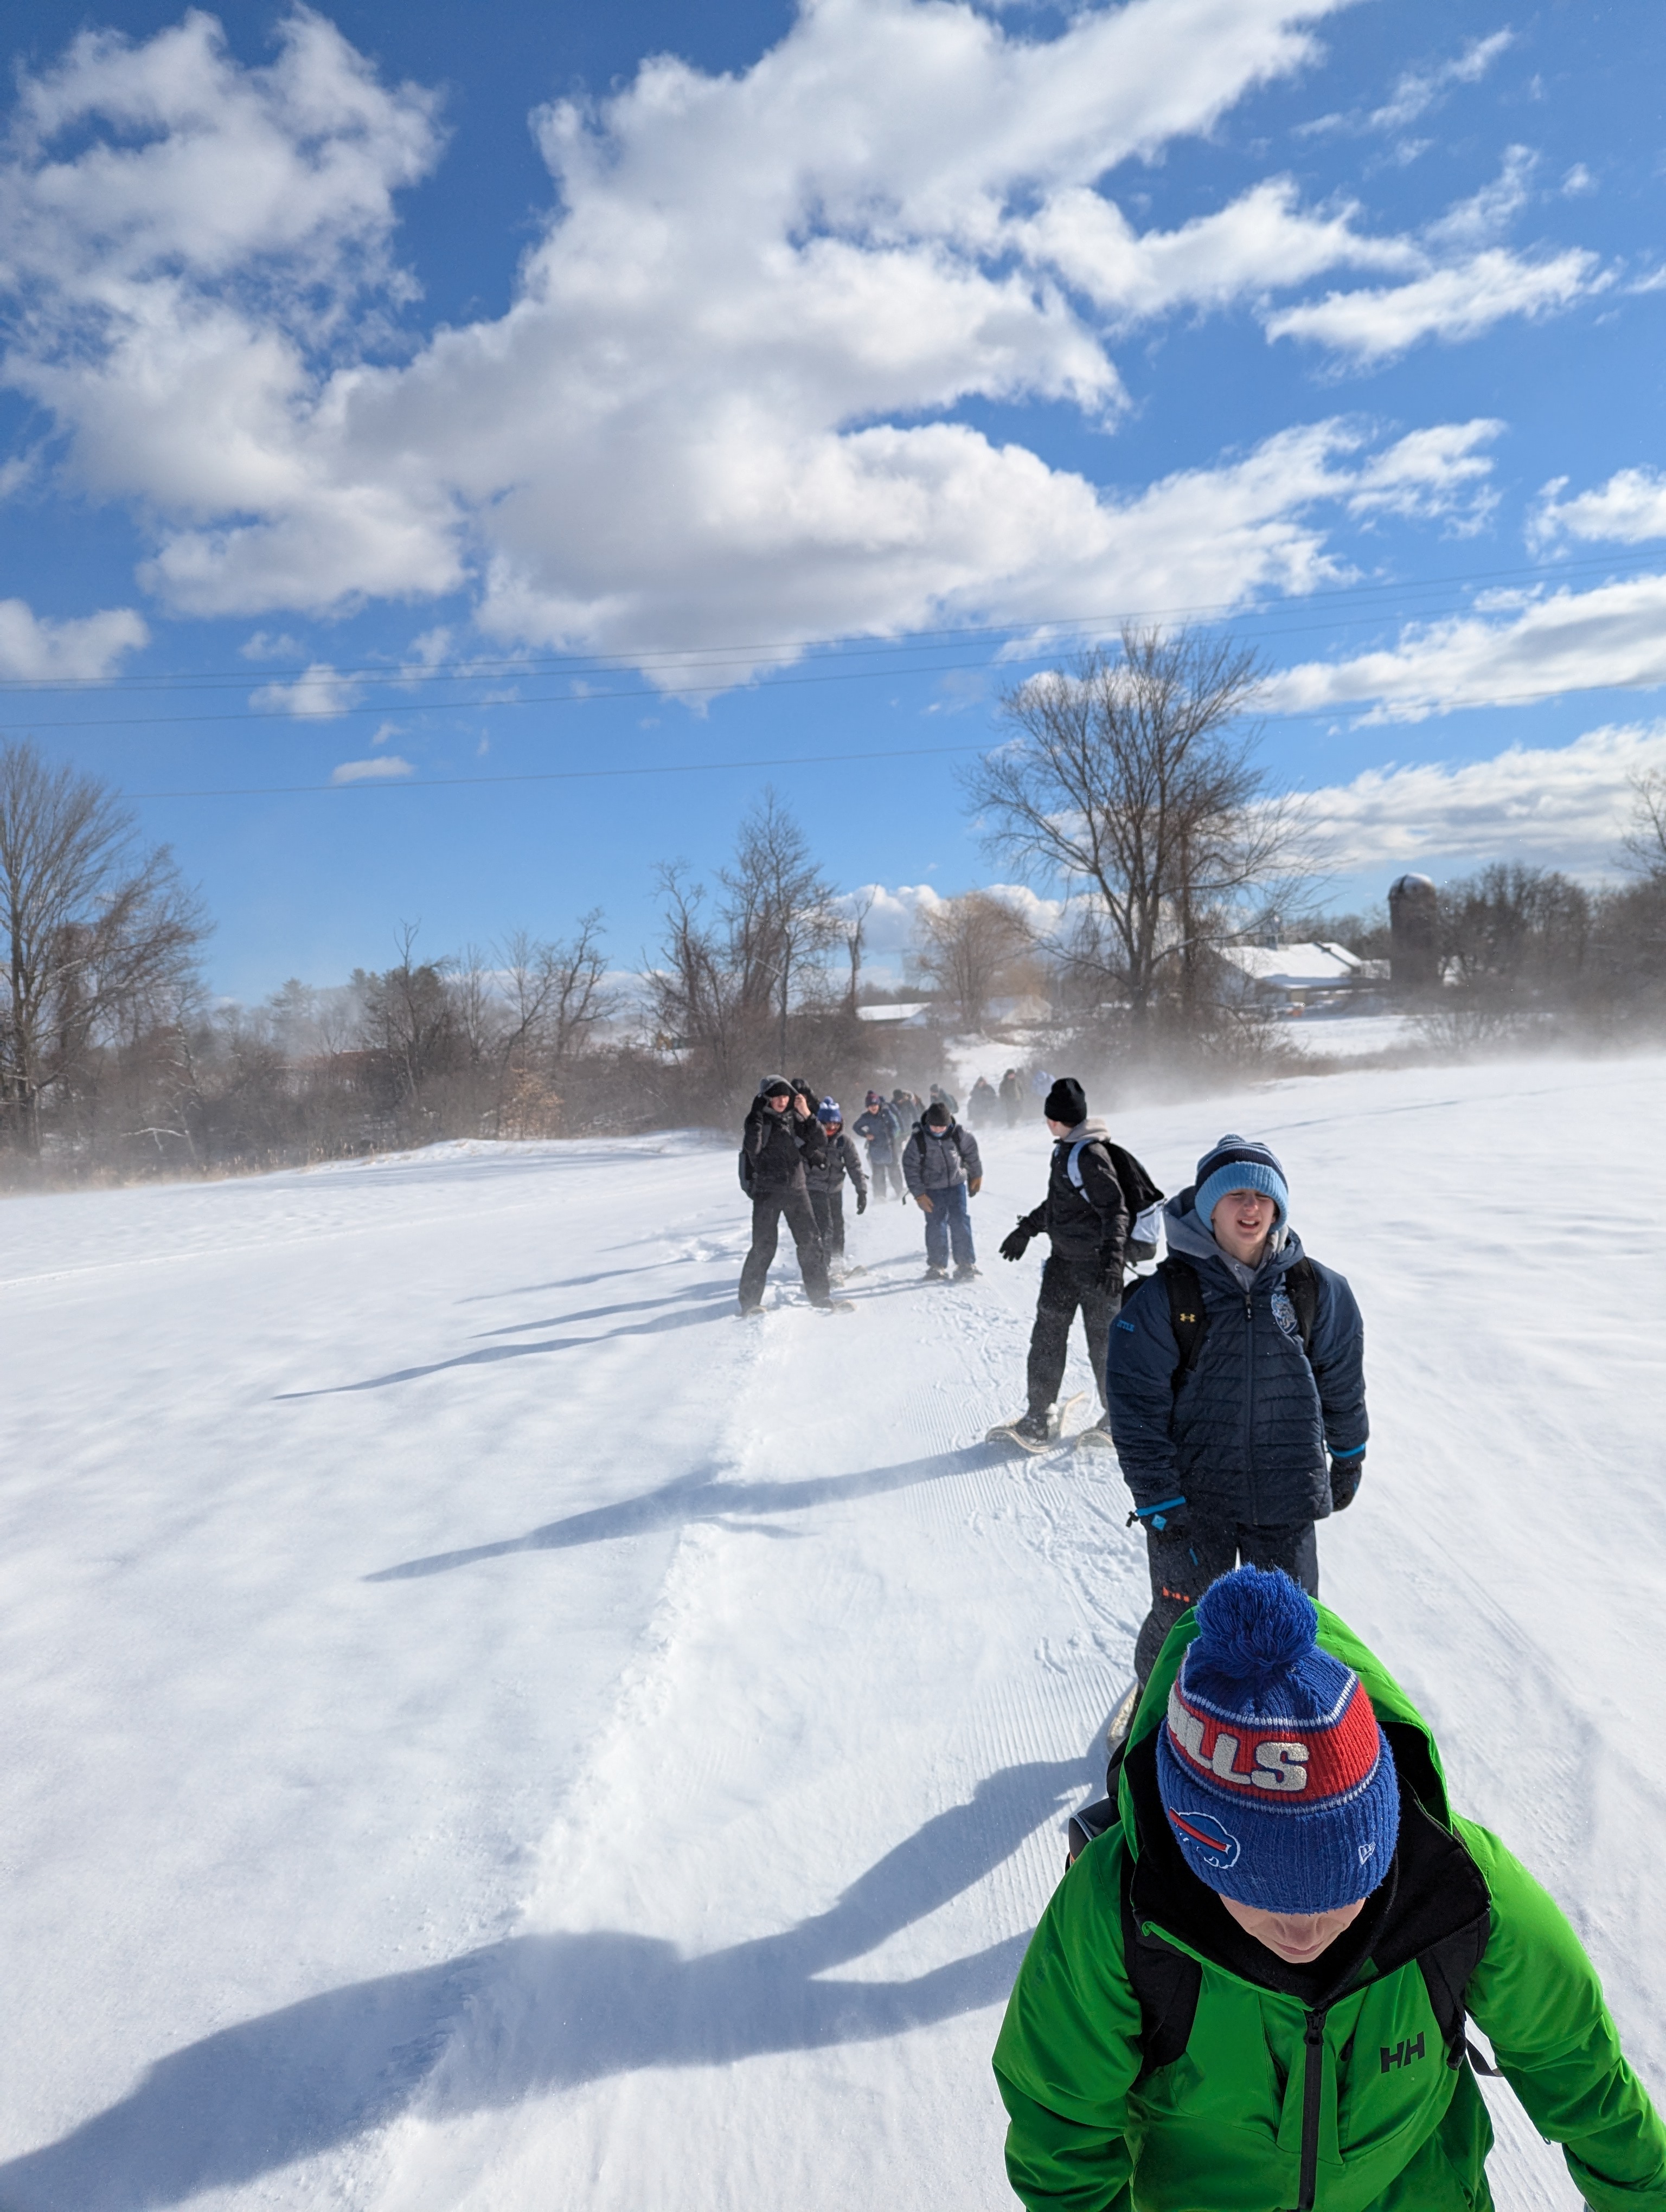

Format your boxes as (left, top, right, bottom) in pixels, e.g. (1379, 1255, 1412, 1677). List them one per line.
(1155, 1566, 1399, 1913)
(1043, 1076, 1087, 1126)
(1193, 1134, 1290, 1234)
(817, 1098, 842, 1126)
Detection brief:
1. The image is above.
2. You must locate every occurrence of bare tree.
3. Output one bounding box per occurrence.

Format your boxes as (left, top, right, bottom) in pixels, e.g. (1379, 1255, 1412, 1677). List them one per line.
(719, 789, 837, 1068)
(840, 889, 875, 1013)
(1622, 769, 1666, 880)
(0, 740, 208, 1152)
(914, 890, 1032, 1031)
(967, 628, 1296, 1028)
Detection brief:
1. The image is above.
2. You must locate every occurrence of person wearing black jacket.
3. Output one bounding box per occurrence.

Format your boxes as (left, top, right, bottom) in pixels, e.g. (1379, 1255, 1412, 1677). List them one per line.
(998, 1076, 1128, 1443)
(738, 1077, 834, 1314)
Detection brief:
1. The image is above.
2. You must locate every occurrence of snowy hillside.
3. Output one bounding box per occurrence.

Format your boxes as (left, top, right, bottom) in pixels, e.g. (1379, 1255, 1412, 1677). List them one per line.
(2, 1057, 1662, 2210)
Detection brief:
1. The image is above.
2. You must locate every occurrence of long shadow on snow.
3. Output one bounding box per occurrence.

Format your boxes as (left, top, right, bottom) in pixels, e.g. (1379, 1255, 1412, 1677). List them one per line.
(365, 1443, 991, 1582)
(475, 1281, 735, 1336)
(0, 1757, 1078, 2210)
(278, 1298, 731, 1400)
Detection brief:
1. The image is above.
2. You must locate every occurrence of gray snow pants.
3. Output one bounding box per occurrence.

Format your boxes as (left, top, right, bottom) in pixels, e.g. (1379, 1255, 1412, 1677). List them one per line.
(1133, 1518, 1318, 1686)
(740, 1187, 831, 1310)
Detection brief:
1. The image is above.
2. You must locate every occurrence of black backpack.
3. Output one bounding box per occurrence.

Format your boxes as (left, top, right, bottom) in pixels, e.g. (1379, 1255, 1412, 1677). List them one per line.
(1158, 1252, 1318, 1388)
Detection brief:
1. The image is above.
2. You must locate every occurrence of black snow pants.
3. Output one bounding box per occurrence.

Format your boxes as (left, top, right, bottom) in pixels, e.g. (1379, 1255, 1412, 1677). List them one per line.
(1026, 1254, 1118, 1420)
(1133, 1519, 1318, 1686)
(809, 1186, 846, 1262)
(740, 1187, 831, 1311)
(870, 1158, 905, 1201)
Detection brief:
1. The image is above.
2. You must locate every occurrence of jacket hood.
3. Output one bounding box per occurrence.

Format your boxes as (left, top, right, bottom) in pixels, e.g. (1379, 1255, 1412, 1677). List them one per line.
(1163, 1188, 1302, 1275)
(1057, 1116, 1111, 1143)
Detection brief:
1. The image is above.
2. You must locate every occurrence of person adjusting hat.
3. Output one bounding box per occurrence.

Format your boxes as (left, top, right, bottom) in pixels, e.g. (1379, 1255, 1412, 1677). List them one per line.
(1106, 1134, 1366, 1686)
(995, 1566, 1666, 2212)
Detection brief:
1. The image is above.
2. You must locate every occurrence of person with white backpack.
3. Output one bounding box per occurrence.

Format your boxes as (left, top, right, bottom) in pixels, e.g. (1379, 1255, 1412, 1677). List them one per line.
(994, 1078, 1163, 1448)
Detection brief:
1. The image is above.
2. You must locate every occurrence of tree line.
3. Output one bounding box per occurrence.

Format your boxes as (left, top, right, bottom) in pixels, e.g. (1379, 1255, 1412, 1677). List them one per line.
(5, 627, 1666, 1185)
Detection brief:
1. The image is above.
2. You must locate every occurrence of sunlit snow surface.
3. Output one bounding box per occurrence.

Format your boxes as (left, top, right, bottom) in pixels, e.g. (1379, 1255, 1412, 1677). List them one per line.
(1, 1059, 1661, 2210)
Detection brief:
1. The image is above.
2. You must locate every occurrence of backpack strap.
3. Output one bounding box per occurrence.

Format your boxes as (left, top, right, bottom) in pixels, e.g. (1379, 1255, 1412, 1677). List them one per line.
(1159, 1257, 1207, 1391)
(1119, 1856, 1203, 2078)
(1284, 1254, 1319, 1356)
(1065, 1138, 1088, 1193)
(1416, 1911, 1493, 2070)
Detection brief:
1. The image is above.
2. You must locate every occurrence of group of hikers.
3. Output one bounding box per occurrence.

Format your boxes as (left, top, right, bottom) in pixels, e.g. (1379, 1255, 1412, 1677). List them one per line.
(735, 1062, 1666, 2210)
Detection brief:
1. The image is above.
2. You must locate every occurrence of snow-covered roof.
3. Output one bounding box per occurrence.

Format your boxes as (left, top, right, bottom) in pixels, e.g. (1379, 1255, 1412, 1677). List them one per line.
(1219, 942, 1363, 989)
(856, 1001, 930, 1024)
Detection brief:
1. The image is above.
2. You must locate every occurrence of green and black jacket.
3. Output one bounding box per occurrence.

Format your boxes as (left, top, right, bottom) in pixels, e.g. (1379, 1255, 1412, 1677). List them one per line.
(994, 1607, 1666, 2211)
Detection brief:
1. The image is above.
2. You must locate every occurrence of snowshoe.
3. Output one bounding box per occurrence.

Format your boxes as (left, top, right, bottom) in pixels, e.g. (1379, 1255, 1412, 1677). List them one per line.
(952, 1265, 981, 1282)
(923, 1264, 950, 1282)
(819, 1298, 857, 1314)
(1075, 1414, 1116, 1453)
(841, 1263, 869, 1278)
(986, 1391, 1087, 1452)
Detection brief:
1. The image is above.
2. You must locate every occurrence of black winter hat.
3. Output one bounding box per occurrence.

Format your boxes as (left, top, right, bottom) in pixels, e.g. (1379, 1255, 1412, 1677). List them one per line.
(1044, 1076, 1088, 1126)
(922, 1101, 951, 1128)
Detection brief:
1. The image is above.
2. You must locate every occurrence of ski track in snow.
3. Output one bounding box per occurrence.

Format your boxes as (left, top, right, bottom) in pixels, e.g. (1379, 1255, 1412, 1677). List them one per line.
(1, 1059, 1661, 2207)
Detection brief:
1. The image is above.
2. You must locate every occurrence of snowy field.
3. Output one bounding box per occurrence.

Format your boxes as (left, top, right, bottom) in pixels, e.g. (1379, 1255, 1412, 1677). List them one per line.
(2, 1054, 1663, 2210)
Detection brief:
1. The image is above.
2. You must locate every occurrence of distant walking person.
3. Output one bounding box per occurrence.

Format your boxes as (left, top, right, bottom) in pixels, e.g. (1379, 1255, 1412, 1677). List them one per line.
(969, 1076, 998, 1128)
(806, 1099, 868, 1276)
(854, 1089, 906, 1201)
(998, 1068, 1022, 1128)
(738, 1077, 835, 1315)
(1107, 1134, 1367, 1685)
(903, 1101, 983, 1281)
(996, 1077, 1142, 1447)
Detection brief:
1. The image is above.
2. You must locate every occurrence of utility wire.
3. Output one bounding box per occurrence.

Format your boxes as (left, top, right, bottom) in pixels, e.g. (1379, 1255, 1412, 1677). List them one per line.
(119, 675, 1666, 800)
(3, 541, 1664, 699)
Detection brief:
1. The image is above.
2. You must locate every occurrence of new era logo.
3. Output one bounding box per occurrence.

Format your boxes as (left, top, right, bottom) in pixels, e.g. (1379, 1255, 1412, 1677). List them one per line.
(1380, 2033, 1426, 2073)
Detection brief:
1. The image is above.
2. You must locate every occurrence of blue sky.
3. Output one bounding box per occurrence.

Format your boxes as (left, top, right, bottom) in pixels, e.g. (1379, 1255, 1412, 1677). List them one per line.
(4, 0, 1666, 996)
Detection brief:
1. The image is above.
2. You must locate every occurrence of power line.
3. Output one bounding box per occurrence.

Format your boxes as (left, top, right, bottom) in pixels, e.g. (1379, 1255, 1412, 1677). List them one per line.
(4, 540, 1665, 702)
(119, 674, 1666, 800)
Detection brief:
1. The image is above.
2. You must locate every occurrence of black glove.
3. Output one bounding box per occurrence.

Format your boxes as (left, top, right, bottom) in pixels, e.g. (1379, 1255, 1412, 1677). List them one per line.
(1000, 1220, 1033, 1263)
(856, 1190, 867, 1214)
(1329, 1452, 1364, 1512)
(1126, 1495, 1189, 1539)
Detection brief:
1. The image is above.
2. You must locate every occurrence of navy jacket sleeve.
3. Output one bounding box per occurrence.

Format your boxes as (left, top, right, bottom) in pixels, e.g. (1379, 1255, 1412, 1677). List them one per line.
(1104, 1274, 1181, 1506)
(1308, 1259, 1367, 1462)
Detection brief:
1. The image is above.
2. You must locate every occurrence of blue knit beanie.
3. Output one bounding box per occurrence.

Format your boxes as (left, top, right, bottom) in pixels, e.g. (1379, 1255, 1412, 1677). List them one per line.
(1155, 1567, 1399, 1913)
(817, 1098, 842, 1126)
(1193, 1134, 1290, 1234)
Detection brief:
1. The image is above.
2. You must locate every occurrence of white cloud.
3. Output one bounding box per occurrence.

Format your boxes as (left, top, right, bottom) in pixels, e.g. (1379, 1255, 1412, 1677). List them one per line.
(1423, 145, 1535, 250)
(840, 879, 1059, 957)
(1009, 177, 1418, 326)
(1365, 30, 1515, 136)
(0, 597, 147, 678)
(249, 660, 359, 716)
(0, 2, 1594, 682)
(1299, 718, 1666, 874)
(1265, 246, 1599, 362)
(1561, 162, 1595, 197)
(331, 753, 413, 783)
(1530, 467, 1666, 549)
(1266, 570, 1666, 722)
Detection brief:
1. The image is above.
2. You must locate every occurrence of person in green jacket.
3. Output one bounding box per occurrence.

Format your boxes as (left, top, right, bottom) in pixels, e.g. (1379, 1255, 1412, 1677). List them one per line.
(994, 1566, 1666, 2211)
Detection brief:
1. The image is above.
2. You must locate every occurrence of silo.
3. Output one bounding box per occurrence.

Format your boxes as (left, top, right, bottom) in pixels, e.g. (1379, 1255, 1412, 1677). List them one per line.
(1388, 873, 1440, 990)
